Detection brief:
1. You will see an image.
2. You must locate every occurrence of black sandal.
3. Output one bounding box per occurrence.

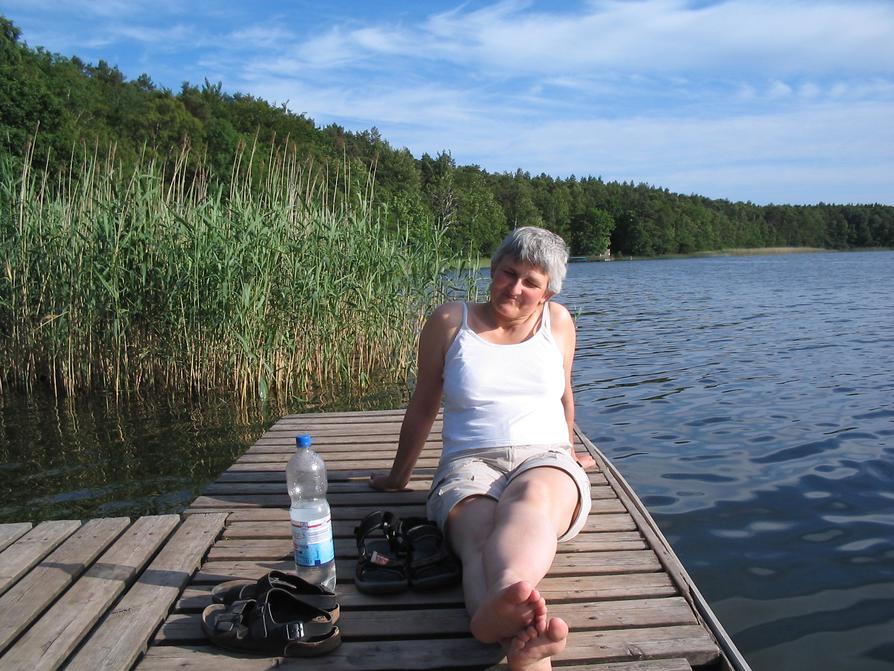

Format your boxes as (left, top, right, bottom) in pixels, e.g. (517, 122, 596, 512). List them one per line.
(400, 517, 462, 591)
(353, 510, 408, 594)
(211, 570, 339, 622)
(202, 587, 341, 657)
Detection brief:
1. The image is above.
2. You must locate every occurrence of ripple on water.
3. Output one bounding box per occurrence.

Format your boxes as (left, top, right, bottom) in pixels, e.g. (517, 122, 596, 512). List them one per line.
(662, 472, 737, 483)
(751, 437, 841, 464)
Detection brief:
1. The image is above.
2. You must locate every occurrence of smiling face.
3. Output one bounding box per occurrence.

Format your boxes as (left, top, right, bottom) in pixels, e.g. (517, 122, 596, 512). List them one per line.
(489, 256, 554, 322)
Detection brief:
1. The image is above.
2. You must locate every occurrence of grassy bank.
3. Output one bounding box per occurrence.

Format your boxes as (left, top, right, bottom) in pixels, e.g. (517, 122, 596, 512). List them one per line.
(0, 143, 466, 402)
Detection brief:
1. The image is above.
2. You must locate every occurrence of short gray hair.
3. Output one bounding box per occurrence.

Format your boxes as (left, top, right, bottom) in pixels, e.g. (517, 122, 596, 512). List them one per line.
(491, 226, 569, 294)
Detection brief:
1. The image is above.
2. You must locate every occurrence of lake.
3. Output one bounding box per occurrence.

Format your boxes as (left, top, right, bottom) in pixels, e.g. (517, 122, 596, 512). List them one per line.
(1, 249, 892, 670)
(565, 250, 894, 671)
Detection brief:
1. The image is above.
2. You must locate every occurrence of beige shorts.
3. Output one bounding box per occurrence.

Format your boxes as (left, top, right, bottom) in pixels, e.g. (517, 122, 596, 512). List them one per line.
(426, 445, 592, 542)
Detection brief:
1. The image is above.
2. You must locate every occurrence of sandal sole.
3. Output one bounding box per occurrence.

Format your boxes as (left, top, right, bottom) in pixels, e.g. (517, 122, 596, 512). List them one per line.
(201, 603, 342, 657)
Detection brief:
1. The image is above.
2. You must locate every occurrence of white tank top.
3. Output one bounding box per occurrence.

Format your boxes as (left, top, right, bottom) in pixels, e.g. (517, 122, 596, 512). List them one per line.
(441, 302, 570, 457)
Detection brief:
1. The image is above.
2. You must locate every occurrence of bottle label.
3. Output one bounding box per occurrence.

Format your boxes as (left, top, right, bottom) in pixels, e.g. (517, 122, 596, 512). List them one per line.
(292, 514, 335, 566)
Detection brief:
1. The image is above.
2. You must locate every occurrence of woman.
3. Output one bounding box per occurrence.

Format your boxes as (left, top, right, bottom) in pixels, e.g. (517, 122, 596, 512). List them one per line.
(371, 226, 593, 671)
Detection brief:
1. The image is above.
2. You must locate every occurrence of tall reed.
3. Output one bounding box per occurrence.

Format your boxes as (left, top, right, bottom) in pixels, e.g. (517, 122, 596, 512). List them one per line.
(0, 140, 466, 403)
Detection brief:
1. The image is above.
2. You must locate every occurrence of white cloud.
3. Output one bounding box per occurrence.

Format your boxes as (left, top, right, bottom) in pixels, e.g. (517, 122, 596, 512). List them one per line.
(768, 81, 793, 98)
(294, 0, 894, 79)
(229, 25, 298, 50)
(380, 99, 894, 203)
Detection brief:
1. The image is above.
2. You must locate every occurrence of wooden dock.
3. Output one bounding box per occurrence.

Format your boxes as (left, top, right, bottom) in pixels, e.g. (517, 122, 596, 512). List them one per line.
(0, 409, 750, 670)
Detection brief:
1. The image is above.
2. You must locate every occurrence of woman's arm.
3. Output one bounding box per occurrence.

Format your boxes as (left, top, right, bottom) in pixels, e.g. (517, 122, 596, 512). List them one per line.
(369, 304, 458, 491)
(552, 302, 595, 469)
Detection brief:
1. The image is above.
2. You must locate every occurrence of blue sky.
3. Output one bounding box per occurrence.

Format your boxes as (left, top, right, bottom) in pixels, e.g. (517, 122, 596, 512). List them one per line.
(3, 0, 893, 205)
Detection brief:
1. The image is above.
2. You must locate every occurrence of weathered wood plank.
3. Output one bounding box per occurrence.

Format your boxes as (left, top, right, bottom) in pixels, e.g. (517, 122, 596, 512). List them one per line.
(285, 408, 409, 420)
(187, 495, 627, 516)
(138, 624, 718, 669)
(191, 549, 660, 585)
(0, 519, 82, 597)
(0, 515, 180, 671)
(204, 532, 647, 560)
(250, 433, 585, 450)
(235, 453, 443, 466)
(0, 523, 32, 553)
(174, 572, 678, 614)
(137, 639, 504, 670)
(157, 597, 696, 643)
(522, 662, 691, 671)
(202, 472, 609, 495)
(185, 511, 639, 535)
(217, 465, 440, 479)
(261, 421, 442, 437)
(213, 466, 603, 485)
(0, 517, 130, 655)
(189, 485, 619, 509)
(66, 513, 227, 671)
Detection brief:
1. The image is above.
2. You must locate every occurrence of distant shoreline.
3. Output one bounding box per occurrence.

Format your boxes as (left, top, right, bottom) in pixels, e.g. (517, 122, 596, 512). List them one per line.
(617, 246, 891, 261)
(472, 246, 891, 267)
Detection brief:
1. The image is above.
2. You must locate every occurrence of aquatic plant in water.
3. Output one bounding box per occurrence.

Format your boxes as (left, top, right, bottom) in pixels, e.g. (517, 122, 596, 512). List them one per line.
(0, 139, 468, 403)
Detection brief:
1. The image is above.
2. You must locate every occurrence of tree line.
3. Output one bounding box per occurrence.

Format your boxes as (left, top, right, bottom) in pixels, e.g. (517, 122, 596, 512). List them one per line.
(2, 16, 892, 257)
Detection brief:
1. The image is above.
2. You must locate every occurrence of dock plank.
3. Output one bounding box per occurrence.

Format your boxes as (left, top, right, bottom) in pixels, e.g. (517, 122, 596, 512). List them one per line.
(189, 486, 620, 508)
(537, 662, 692, 671)
(0, 519, 82, 597)
(1, 515, 180, 671)
(66, 513, 227, 671)
(201, 471, 609, 494)
(157, 597, 697, 643)
(203, 531, 648, 560)
(174, 572, 679, 612)
(0, 517, 130, 654)
(0, 523, 32, 553)
(191, 549, 661, 585)
(139, 624, 717, 669)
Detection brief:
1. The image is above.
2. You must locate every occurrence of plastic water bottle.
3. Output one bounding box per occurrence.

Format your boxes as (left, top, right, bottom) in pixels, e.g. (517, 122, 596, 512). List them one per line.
(286, 434, 336, 591)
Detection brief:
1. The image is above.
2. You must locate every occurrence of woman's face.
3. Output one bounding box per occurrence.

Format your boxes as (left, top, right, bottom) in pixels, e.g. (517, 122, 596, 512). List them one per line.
(489, 256, 553, 320)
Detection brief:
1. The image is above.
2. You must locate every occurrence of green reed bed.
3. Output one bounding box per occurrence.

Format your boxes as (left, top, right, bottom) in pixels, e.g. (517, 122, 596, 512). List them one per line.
(0, 143, 461, 402)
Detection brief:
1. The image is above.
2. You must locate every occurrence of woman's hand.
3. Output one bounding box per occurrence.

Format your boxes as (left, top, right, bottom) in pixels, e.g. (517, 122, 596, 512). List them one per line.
(573, 450, 596, 470)
(369, 473, 409, 492)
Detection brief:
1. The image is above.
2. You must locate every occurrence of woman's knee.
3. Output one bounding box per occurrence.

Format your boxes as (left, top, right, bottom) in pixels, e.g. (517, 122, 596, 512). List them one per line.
(503, 467, 576, 506)
(446, 495, 496, 556)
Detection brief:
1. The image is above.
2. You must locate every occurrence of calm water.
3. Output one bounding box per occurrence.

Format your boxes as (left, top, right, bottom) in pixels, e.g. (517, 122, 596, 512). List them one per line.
(1, 250, 891, 670)
(0, 395, 272, 521)
(565, 251, 894, 671)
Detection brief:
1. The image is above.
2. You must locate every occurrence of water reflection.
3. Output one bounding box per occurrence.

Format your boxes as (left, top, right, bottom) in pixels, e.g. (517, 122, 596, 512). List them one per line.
(0, 392, 273, 522)
(564, 251, 894, 671)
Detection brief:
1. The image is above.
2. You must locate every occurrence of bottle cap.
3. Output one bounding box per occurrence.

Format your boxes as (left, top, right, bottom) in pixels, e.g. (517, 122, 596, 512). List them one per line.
(296, 434, 312, 448)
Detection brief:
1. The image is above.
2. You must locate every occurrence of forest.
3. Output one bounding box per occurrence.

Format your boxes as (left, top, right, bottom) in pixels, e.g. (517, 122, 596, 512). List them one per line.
(2, 14, 892, 260)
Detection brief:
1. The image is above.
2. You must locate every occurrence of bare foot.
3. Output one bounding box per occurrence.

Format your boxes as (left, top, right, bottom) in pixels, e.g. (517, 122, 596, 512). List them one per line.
(470, 581, 546, 643)
(506, 617, 568, 671)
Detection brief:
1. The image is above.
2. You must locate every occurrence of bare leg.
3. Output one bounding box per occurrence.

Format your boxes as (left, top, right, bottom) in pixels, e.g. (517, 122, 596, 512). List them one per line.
(448, 496, 547, 644)
(447, 467, 579, 649)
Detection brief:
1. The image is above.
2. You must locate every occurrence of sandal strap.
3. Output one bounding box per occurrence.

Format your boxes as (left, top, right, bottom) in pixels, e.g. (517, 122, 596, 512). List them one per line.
(266, 570, 337, 610)
(248, 590, 334, 644)
(410, 546, 453, 569)
(355, 510, 408, 555)
(354, 510, 396, 542)
(212, 599, 253, 635)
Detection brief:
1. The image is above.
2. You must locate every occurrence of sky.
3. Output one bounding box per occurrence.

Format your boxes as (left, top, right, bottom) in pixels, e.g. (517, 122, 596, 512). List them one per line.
(2, 0, 893, 205)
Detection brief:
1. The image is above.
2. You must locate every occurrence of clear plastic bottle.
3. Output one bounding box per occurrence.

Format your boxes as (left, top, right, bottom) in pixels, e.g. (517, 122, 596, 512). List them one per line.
(286, 433, 336, 591)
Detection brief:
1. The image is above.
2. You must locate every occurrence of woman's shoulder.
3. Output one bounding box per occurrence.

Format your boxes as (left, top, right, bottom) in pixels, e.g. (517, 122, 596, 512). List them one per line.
(548, 301, 574, 326)
(429, 301, 465, 325)
(424, 302, 465, 341)
(422, 302, 465, 358)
